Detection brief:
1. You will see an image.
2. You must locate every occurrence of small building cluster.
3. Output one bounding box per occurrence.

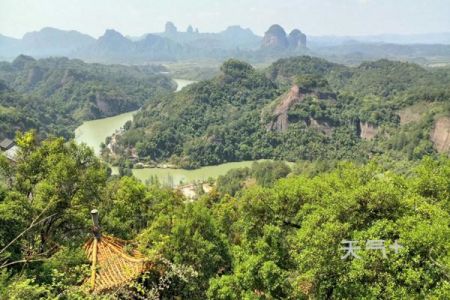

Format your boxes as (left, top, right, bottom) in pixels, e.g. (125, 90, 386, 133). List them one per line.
(0, 138, 19, 162)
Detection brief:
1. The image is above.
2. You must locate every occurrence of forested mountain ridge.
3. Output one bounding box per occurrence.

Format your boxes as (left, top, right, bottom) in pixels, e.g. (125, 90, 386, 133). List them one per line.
(107, 59, 281, 168)
(21, 27, 96, 57)
(109, 56, 450, 169)
(0, 55, 174, 140)
(2, 25, 449, 65)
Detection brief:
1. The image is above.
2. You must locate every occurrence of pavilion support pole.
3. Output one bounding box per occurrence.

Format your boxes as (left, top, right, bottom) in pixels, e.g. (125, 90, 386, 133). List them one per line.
(90, 209, 100, 291)
(90, 236, 98, 290)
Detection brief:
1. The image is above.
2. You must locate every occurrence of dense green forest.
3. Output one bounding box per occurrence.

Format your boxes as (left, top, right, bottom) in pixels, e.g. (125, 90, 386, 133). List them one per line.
(0, 132, 448, 299)
(0, 55, 174, 140)
(109, 56, 450, 169)
(0, 54, 449, 299)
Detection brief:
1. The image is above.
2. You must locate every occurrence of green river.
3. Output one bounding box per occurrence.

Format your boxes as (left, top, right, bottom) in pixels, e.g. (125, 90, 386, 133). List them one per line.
(74, 79, 264, 185)
(74, 79, 195, 155)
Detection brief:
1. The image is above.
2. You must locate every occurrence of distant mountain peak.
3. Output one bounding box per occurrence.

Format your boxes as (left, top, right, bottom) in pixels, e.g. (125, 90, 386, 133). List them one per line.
(262, 25, 307, 49)
(288, 29, 307, 48)
(165, 22, 177, 34)
(262, 24, 288, 49)
(101, 29, 126, 38)
(23, 27, 94, 40)
(17, 27, 95, 57)
(12, 54, 36, 69)
(224, 25, 248, 31)
(98, 29, 132, 45)
(266, 24, 287, 36)
(95, 29, 133, 53)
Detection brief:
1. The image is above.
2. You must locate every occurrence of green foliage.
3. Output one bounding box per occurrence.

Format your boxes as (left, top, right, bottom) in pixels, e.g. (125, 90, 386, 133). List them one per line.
(294, 74, 330, 92)
(343, 59, 432, 97)
(0, 53, 449, 300)
(266, 55, 345, 87)
(137, 202, 231, 298)
(207, 158, 450, 299)
(2, 276, 51, 300)
(0, 132, 449, 298)
(251, 161, 291, 187)
(0, 55, 174, 140)
(216, 167, 251, 196)
(112, 56, 450, 169)
(220, 59, 255, 81)
(100, 176, 183, 239)
(114, 58, 279, 168)
(216, 161, 291, 196)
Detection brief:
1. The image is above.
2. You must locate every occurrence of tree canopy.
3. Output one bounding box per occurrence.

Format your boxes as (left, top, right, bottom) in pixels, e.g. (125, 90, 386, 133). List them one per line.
(109, 56, 450, 169)
(0, 56, 174, 140)
(0, 133, 449, 299)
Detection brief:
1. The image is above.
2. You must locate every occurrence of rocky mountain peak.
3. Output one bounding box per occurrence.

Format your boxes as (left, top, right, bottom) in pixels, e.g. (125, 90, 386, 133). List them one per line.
(98, 29, 132, 46)
(288, 29, 307, 48)
(101, 29, 125, 39)
(261, 24, 288, 49)
(261, 25, 307, 50)
(165, 22, 177, 34)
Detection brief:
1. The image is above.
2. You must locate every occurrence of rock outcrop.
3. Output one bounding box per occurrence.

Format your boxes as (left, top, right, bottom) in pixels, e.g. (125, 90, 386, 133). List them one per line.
(308, 117, 333, 136)
(261, 25, 289, 49)
(431, 117, 450, 153)
(359, 121, 378, 140)
(262, 25, 307, 50)
(288, 29, 307, 48)
(95, 92, 111, 114)
(165, 22, 178, 34)
(267, 85, 304, 131)
(267, 84, 336, 132)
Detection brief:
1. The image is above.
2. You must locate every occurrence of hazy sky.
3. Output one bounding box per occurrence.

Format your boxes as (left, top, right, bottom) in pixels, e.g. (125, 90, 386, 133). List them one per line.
(1, 0, 449, 38)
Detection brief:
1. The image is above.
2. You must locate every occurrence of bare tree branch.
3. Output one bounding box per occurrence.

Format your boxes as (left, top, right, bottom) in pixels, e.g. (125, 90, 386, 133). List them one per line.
(0, 258, 48, 269)
(0, 212, 57, 256)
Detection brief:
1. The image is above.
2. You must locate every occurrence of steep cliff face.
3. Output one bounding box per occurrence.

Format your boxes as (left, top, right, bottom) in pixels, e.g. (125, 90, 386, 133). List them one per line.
(359, 121, 378, 140)
(267, 85, 303, 131)
(261, 25, 307, 50)
(261, 25, 289, 49)
(266, 83, 337, 133)
(288, 29, 307, 48)
(431, 117, 450, 153)
(308, 117, 333, 136)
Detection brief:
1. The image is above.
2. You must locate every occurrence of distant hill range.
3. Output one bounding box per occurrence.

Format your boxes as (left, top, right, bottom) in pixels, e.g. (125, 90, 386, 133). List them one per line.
(1, 23, 449, 64)
(0, 23, 267, 63)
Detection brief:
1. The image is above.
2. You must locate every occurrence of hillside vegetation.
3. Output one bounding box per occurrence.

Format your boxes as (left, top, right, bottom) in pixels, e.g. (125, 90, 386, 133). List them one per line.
(0, 54, 449, 299)
(109, 56, 450, 169)
(0, 133, 448, 298)
(0, 55, 174, 140)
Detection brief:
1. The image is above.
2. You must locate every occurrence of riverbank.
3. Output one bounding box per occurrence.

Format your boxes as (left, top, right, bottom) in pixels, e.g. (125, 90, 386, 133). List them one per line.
(74, 78, 196, 155)
(74, 110, 136, 155)
(111, 160, 285, 186)
(74, 78, 295, 188)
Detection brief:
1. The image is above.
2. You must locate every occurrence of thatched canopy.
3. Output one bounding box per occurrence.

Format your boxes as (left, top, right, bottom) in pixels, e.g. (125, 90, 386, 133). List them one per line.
(84, 235, 150, 293)
(84, 209, 151, 294)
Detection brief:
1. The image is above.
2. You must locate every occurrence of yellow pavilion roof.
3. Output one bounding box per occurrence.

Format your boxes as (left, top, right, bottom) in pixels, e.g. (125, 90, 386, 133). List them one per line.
(84, 235, 151, 294)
